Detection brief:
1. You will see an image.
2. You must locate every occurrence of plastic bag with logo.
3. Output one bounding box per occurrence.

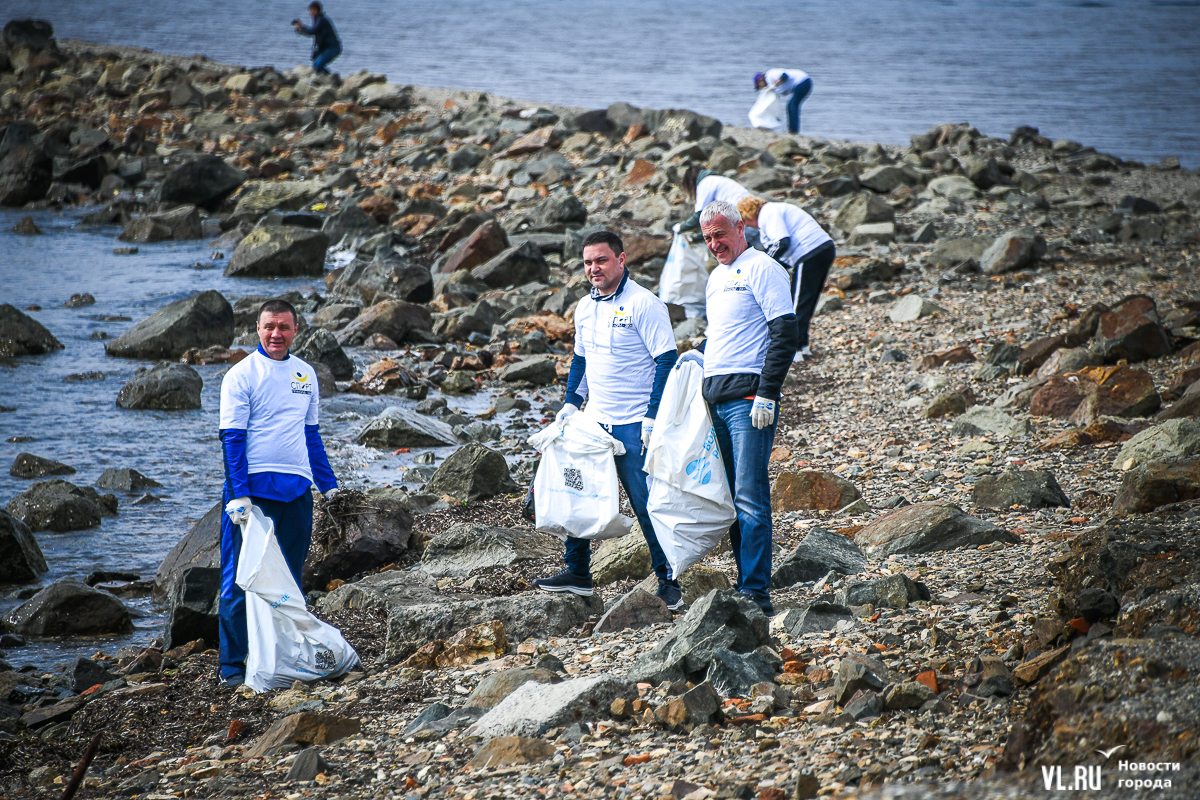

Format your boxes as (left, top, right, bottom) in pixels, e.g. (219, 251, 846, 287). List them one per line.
(659, 232, 710, 317)
(527, 411, 634, 541)
(644, 352, 737, 579)
(748, 87, 786, 132)
(235, 505, 360, 693)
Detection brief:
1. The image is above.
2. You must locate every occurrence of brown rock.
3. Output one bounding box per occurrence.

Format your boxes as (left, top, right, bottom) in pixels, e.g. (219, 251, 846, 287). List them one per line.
(434, 620, 508, 667)
(621, 231, 672, 265)
(1068, 365, 1160, 425)
(246, 713, 361, 758)
(468, 736, 554, 768)
(1063, 303, 1108, 347)
(442, 219, 509, 274)
(771, 471, 861, 512)
(1012, 646, 1070, 685)
(504, 126, 561, 158)
(1166, 367, 1200, 397)
(654, 682, 721, 731)
(358, 195, 398, 224)
(917, 344, 975, 370)
(1157, 392, 1200, 421)
(20, 696, 87, 729)
(1015, 335, 1067, 376)
(1181, 341, 1200, 365)
(336, 300, 433, 347)
(922, 391, 969, 419)
(1094, 295, 1173, 363)
(1035, 346, 1102, 379)
(401, 640, 444, 669)
(624, 158, 657, 187)
(1029, 376, 1085, 418)
(1112, 457, 1200, 514)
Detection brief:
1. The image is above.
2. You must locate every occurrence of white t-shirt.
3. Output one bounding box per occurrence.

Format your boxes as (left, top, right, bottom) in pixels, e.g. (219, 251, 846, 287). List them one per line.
(704, 248, 794, 379)
(219, 349, 321, 482)
(758, 202, 833, 265)
(765, 68, 810, 96)
(573, 277, 677, 425)
(695, 175, 751, 213)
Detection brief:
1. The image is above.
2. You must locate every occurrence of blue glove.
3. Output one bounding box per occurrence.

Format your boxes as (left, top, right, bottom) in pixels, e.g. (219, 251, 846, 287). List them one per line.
(750, 396, 776, 429)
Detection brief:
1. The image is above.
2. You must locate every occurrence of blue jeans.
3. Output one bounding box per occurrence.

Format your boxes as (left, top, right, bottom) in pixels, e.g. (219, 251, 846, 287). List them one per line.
(313, 45, 341, 74)
(787, 78, 813, 134)
(563, 421, 673, 584)
(218, 489, 313, 679)
(710, 398, 777, 602)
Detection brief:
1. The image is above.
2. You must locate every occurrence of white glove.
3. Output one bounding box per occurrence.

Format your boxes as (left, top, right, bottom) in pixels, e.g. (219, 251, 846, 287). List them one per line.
(323, 487, 340, 502)
(749, 396, 777, 430)
(224, 496, 252, 526)
(555, 403, 579, 425)
(672, 223, 682, 234)
(640, 417, 654, 451)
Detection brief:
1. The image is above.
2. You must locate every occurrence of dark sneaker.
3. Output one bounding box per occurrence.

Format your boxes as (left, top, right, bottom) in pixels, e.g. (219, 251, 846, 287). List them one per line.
(657, 581, 685, 611)
(220, 673, 245, 688)
(532, 569, 593, 597)
(741, 592, 775, 618)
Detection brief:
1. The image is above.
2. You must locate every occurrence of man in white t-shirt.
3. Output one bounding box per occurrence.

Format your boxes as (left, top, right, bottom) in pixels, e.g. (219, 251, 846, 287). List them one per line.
(755, 68, 813, 134)
(531, 230, 683, 608)
(698, 200, 798, 617)
(216, 299, 339, 687)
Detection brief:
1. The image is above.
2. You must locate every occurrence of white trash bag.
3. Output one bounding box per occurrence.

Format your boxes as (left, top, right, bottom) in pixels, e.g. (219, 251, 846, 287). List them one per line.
(644, 354, 737, 579)
(659, 232, 709, 316)
(748, 87, 786, 132)
(528, 412, 634, 541)
(236, 506, 360, 693)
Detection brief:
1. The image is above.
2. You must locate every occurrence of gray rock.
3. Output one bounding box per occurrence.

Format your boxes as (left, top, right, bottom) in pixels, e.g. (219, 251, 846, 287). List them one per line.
(498, 355, 559, 385)
(159, 155, 247, 211)
(0, 143, 52, 207)
(471, 241, 550, 288)
(951, 406, 1030, 438)
(67, 657, 118, 694)
(336, 300, 433, 347)
(405, 702, 453, 735)
(782, 602, 855, 637)
(465, 667, 559, 710)
(889, 295, 945, 323)
(423, 444, 519, 502)
(844, 690, 883, 720)
(432, 300, 500, 341)
(634, 564, 731, 606)
(6, 478, 117, 532)
(707, 647, 779, 699)
(628, 589, 769, 685)
(164, 566, 219, 650)
(226, 226, 329, 278)
(592, 531, 651, 586)
(285, 748, 331, 782)
(972, 469, 1070, 509)
(853, 502, 1019, 558)
(420, 523, 559, 578)
(153, 500, 221, 602)
(858, 165, 912, 194)
(884, 681, 936, 710)
(1113, 419, 1200, 471)
(535, 191, 588, 228)
(304, 490, 414, 591)
(468, 675, 636, 739)
(104, 290, 234, 359)
(926, 175, 980, 201)
(355, 407, 458, 448)
(833, 653, 889, 705)
(116, 362, 203, 410)
(0, 509, 48, 584)
(232, 180, 320, 216)
(836, 574, 926, 609)
(95, 468, 162, 492)
(847, 222, 895, 246)
(4, 579, 133, 636)
(0, 303, 63, 357)
(321, 202, 378, 244)
(772, 528, 866, 588)
(927, 238, 989, 271)
(118, 205, 202, 242)
(593, 588, 671, 634)
(980, 230, 1047, 275)
(358, 82, 409, 109)
(292, 327, 354, 381)
(833, 194, 894, 233)
(9, 453, 75, 479)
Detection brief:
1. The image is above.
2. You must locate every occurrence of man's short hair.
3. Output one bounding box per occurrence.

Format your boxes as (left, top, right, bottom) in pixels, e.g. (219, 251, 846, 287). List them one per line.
(258, 298, 298, 324)
(700, 200, 741, 228)
(581, 229, 623, 257)
(309, 1, 323, 11)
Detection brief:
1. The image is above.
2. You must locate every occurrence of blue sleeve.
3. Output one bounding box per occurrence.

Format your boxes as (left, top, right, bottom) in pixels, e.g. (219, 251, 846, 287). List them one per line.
(305, 424, 338, 494)
(220, 429, 250, 499)
(646, 350, 679, 419)
(564, 353, 587, 408)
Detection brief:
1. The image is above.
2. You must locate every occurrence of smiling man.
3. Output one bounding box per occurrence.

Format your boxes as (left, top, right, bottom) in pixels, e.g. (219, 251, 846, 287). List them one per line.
(216, 298, 338, 687)
(531, 230, 682, 607)
(698, 201, 798, 617)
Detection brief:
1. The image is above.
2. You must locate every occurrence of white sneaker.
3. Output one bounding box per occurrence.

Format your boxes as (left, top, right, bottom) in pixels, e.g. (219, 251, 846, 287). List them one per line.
(793, 351, 805, 363)
(800, 346, 813, 357)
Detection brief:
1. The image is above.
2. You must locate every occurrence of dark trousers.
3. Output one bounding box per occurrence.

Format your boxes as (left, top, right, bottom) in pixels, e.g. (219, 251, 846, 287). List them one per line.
(313, 45, 341, 74)
(787, 78, 813, 134)
(218, 490, 313, 679)
(789, 241, 836, 349)
(563, 421, 673, 585)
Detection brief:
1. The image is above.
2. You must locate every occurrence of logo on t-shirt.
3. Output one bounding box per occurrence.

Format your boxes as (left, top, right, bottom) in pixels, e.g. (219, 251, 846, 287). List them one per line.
(723, 267, 750, 293)
(290, 371, 313, 395)
(610, 304, 635, 329)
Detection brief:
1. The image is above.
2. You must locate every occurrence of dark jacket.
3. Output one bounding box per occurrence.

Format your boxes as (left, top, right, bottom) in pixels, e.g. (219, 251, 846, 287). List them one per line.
(298, 13, 340, 57)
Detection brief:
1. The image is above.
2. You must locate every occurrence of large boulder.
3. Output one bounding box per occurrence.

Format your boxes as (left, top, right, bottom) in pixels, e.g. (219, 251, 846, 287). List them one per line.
(836, 574, 926, 609)
(159, 155, 248, 210)
(336, 300, 433, 347)
(6, 479, 117, 532)
(9, 453, 74, 479)
(95, 468, 162, 492)
(1067, 365, 1160, 425)
(465, 667, 560, 710)
(163, 566, 220, 650)
(853, 503, 1018, 558)
(772, 528, 866, 588)
(423, 445, 519, 502)
(226, 226, 329, 278)
(154, 500, 221, 601)
(951, 406, 1030, 438)
(0, 304, 63, 356)
(420, 524, 558, 578)
(442, 219, 509, 274)
(305, 490, 414, 591)
(116, 362, 203, 410)
(534, 191, 588, 228)
(0, 144, 52, 206)
(0, 510, 48, 584)
(357, 82, 409, 109)
(972, 470, 1070, 510)
(1094, 295, 1173, 364)
(468, 675, 636, 739)
(471, 241, 550, 288)
(780, 602, 855, 637)
(1112, 458, 1200, 514)
(979, 229, 1046, 275)
(833, 194, 894, 233)
(1113, 419, 1200, 471)
(320, 570, 603, 660)
(355, 406, 458, 448)
(593, 588, 672, 634)
(118, 205, 203, 242)
(330, 260, 433, 306)
(591, 529, 652, 585)
(104, 290, 234, 359)
(497, 355, 559, 385)
(232, 180, 320, 216)
(628, 589, 770, 685)
(4, 580, 133, 636)
(635, 564, 731, 606)
(432, 301, 500, 340)
(927, 238, 989, 271)
(292, 327, 354, 381)
(771, 471, 861, 512)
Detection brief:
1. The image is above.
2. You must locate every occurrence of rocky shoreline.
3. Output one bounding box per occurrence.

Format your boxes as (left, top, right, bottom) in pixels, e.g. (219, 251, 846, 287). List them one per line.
(3, 18, 1200, 800)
